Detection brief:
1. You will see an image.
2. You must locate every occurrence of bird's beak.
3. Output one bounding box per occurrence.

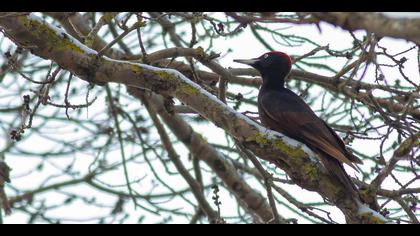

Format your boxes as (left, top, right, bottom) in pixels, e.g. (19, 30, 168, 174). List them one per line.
(233, 58, 259, 66)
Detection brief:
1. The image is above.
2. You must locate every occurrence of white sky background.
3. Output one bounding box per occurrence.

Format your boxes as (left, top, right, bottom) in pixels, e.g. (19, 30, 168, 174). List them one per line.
(1, 12, 419, 224)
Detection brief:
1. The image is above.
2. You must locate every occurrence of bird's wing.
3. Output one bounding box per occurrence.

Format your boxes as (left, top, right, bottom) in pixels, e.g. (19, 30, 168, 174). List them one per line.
(320, 120, 363, 164)
(259, 91, 359, 170)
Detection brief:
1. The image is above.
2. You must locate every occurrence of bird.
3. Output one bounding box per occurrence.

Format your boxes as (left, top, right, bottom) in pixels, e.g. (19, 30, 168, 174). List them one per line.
(234, 51, 363, 198)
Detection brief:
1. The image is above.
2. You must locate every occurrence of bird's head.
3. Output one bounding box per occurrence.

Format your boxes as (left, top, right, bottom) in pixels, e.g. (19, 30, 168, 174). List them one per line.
(234, 51, 292, 84)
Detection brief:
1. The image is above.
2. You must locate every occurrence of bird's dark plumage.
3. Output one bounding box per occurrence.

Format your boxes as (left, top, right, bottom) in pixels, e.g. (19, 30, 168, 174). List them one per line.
(234, 52, 363, 197)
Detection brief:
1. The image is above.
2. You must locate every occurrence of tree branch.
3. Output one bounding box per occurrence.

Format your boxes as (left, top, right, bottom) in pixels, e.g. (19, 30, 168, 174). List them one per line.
(311, 12, 420, 44)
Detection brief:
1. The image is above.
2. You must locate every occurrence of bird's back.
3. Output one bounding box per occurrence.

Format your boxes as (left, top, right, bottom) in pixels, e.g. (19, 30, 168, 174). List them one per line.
(257, 86, 363, 168)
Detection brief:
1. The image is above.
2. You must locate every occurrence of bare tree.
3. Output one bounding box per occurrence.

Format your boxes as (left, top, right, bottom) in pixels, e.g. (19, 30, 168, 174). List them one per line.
(0, 12, 418, 224)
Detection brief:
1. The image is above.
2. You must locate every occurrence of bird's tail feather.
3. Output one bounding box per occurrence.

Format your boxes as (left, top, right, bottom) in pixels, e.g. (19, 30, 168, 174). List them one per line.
(317, 151, 359, 199)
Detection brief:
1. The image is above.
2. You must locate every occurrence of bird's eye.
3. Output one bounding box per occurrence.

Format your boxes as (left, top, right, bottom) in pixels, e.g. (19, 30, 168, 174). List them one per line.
(263, 54, 269, 59)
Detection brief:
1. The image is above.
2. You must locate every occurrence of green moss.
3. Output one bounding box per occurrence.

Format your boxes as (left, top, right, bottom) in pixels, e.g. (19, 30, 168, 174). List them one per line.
(395, 136, 420, 156)
(131, 64, 142, 74)
(194, 46, 205, 58)
(179, 83, 199, 95)
(250, 133, 268, 146)
(301, 162, 320, 180)
(271, 138, 306, 158)
(152, 70, 199, 95)
(84, 37, 94, 48)
(20, 17, 85, 54)
(301, 162, 339, 192)
(154, 70, 178, 81)
(103, 12, 118, 23)
(197, 133, 207, 145)
(359, 212, 385, 224)
(359, 186, 379, 206)
(62, 40, 85, 54)
(247, 132, 306, 158)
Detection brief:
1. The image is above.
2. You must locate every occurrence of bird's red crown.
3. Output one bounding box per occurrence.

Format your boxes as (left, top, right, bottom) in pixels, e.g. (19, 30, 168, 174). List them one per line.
(266, 51, 292, 66)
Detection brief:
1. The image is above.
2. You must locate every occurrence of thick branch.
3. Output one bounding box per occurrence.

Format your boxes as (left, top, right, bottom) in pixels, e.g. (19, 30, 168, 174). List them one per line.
(311, 12, 420, 44)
